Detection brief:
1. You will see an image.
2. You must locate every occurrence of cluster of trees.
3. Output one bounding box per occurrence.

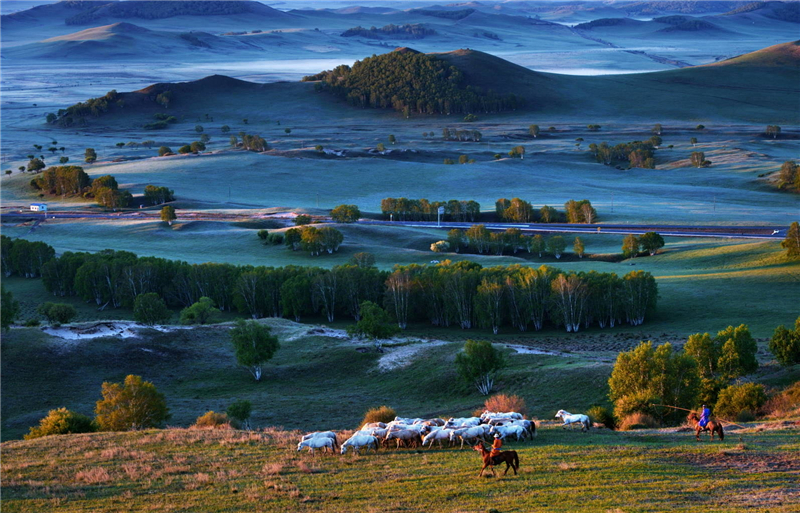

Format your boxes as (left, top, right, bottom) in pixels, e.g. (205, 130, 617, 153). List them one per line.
(782, 221, 800, 257)
(441, 227, 582, 259)
(380, 197, 480, 222)
(330, 204, 361, 223)
(47, 90, 121, 127)
(622, 232, 665, 258)
(341, 24, 437, 39)
(11, 238, 657, 334)
(29, 166, 132, 209)
(494, 198, 596, 224)
(237, 134, 269, 152)
(765, 125, 781, 139)
(304, 51, 521, 116)
(143, 185, 175, 205)
(690, 151, 712, 168)
(770, 316, 800, 366)
(383, 262, 657, 333)
(609, 323, 766, 424)
(589, 140, 658, 169)
(776, 160, 799, 191)
(284, 226, 344, 256)
(442, 128, 482, 141)
(1, 236, 55, 278)
(144, 112, 178, 130)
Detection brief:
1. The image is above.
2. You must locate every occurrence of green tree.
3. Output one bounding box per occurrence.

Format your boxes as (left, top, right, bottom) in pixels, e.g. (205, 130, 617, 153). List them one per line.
(388, 134, 396, 144)
(178, 145, 192, 154)
(782, 222, 800, 257)
(652, 123, 662, 135)
(769, 316, 800, 366)
(156, 91, 172, 109)
(529, 124, 540, 138)
(37, 302, 76, 326)
(221, 125, 230, 133)
(765, 125, 781, 139)
(622, 234, 640, 258)
(690, 151, 710, 168)
(715, 383, 766, 421)
(195, 125, 203, 133)
(230, 319, 280, 381)
(59, 156, 69, 164)
(639, 232, 665, 256)
(227, 400, 252, 429)
(294, 214, 312, 226)
(189, 141, 205, 153)
(133, 293, 171, 326)
(330, 204, 361, 223)
(84, 148, 97, 163)
(547, 235, 566, 259)
(284, 128, 291, 135)
(95, 375, 169, 431)
(349, 252, 376, 268)
(573, 236, 585, 258)
(27, 158, 45, 172)
(1, 285, 20, 331)
(455, 339, 506, 395)
(528, 234, 546, 257)
(778, 161, 797, 189)
(715, 324, 758, 379)
(508, 145, 525, 159)
(346, 301, 400, 349)
(25, 408, 96, 439)
(158, 146, 172, 156)
(180, 296, 219, 325)
(690, 137, 697, 146)
(376, 142, 386, 152)
(160, 205, 176, 226)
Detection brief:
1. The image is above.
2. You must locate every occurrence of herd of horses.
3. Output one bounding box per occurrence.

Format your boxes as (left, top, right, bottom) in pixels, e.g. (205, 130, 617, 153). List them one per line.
(296, 409, 725, 477)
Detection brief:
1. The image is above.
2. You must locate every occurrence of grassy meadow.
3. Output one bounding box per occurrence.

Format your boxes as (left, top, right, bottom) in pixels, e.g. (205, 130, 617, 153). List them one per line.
(2, 422, 799, 513)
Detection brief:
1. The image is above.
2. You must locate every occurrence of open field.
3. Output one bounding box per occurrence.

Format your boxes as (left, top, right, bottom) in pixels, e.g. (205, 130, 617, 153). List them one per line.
(2, 421, 799, 512)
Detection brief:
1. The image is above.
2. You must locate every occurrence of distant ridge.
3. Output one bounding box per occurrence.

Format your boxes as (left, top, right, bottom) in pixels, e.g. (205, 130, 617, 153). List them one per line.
(704, 40, 800, 67)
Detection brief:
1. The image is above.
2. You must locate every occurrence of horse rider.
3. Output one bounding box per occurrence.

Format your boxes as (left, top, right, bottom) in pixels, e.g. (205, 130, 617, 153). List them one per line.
(490, 433, 503, 464)
(699, 404, 711, 428)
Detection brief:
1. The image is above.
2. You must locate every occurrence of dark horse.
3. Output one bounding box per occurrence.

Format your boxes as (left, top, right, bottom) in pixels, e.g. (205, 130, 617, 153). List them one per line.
(687, 412, 724, 441)
(473, 443, 519, 477)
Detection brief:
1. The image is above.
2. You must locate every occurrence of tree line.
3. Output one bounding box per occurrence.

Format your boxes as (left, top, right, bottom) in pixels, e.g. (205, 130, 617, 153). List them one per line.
(29, 165, 173, 209)
(381, 197, 481, 222)
(4, 238, 657, 334)
(341, 24, 437, 39)
(303, 51, 521, 116)
(589, 139, 658, 169)
(495, 198, 596, 224)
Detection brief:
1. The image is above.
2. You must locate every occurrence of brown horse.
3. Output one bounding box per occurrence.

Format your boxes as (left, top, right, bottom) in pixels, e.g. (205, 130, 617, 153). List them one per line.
(687, 412, 724, 441)
(473, 443, 519, 477)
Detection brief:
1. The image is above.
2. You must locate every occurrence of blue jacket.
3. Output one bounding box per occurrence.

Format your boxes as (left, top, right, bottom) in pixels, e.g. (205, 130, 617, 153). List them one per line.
(699, 407, 711, 427)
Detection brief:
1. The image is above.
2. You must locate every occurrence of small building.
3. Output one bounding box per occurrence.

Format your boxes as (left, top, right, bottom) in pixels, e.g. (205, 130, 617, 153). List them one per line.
(30, 203, 48, 212)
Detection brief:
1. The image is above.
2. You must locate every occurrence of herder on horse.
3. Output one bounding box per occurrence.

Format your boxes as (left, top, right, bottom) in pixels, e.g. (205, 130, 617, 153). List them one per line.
(490, 434, 503, 464)
(699, 405, 711, 428)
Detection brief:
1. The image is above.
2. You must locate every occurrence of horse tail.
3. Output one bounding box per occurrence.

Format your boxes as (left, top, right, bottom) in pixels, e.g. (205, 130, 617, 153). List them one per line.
(717, 423, 724, 441)
(513, 451, 520, 470)
(532, 421, 537, 438)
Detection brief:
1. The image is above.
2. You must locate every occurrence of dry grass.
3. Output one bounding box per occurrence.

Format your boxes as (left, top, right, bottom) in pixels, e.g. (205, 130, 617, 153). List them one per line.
(618, 413, 659, 431)
(478, 393, 528, 416)
(75, 467, 111, 484)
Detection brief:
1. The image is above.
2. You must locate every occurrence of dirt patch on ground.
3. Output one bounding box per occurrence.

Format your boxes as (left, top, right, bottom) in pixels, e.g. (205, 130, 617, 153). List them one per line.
(679, 449, 800, 475)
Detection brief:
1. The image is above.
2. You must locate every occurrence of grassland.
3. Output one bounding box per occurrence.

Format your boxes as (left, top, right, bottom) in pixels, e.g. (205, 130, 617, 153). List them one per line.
(2, 422, 799, 512)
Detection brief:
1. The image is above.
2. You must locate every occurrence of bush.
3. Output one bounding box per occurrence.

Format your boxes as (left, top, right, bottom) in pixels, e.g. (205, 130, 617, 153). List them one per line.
(194, 411, 232, 429)
(227, 400, 252, 429)
(25, 408, 96, 439)
(180, 297, 219, 325)
(762, 381, 800, 418)
(769, 316, 800, 366)
(24, 318, 40, 327)
(618, 413, 658, 431)
(481, 394, 527, 416)
(361, 405, 396, 426)
(37, 302, 77, 326)
(715, 383, 767, 421)
(95, 375, 169, 431)
(133, 293, 171, 326)
(587, 405, 616, 430)
(613, 391, 659, 420)
(294, 214, 312, 226)
(266, 233, 284, 245)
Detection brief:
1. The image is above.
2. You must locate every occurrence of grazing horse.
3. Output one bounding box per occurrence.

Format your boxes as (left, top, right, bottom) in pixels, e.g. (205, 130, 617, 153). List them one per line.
(555, 410, 591, 432)
(687, 412, 724, 441)
(473, 443, 519, 477)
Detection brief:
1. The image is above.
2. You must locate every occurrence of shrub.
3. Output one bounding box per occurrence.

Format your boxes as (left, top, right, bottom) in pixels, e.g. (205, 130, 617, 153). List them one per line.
(294, 214, 312, 226)
(24, 318, 40, 327)
(481, 394, 527, 416)
(613, 391, 659, 420)
(762, 382, 800, 418)
(587, 405, 616, 430)
(25, 408, 96, 439)
(618, 413, 658, 431)
(769, 316, 800, 366)
(194, 411, 232, 429)
(361, 405, 396, 426)
(37, 302, 77, 326)
(715, 383, 767, 421)
(266, 233, 284, 245)
(95, 375, 169, 431)
(133, 293, 171, 326)
(180, 297, 219, 325)
(227, 400, 252, 429)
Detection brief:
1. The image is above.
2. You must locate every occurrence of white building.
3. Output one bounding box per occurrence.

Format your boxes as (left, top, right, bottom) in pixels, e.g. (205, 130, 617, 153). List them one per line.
(30, 203, 48, 212)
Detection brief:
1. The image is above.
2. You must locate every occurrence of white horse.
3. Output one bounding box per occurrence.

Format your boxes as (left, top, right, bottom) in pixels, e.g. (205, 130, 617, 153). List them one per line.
(297, 436, 335, 454)
(340, 434, 380, 455)
(489, 424, 527, 442)
(555, 410, 591, 432)
(301, 431, 339, 449)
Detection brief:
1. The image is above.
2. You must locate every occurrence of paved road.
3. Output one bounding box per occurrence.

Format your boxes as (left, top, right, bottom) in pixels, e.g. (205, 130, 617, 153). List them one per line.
(1, 210, 789, 240)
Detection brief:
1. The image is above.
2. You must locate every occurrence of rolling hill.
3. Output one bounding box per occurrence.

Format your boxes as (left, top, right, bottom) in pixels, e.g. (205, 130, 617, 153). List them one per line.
(49, 42, 800, 125)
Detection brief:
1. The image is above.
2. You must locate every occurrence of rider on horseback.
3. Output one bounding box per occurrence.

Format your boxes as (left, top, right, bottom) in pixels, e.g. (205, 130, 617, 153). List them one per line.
(699, 405, 711, 428)
(490, 434, 503, 464)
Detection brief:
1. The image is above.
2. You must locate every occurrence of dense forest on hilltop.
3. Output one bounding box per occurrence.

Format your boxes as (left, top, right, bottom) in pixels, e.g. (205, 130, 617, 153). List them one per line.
(341, 24, 436, 39)
(303, 51, 521, 116)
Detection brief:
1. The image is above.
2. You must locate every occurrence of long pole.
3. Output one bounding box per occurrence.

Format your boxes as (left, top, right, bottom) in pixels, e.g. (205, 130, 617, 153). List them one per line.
(650, 404, 747, 429)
